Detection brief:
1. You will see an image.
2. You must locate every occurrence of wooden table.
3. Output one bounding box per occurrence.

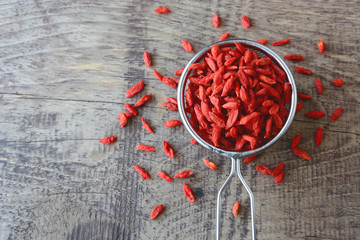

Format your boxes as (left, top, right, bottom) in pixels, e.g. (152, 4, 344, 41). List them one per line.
(1, 1, 359, 239)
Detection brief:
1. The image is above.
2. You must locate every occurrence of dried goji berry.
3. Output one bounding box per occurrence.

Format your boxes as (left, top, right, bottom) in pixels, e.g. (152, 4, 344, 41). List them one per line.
(332, 78, 344, 87)
(291, 134, 301, 149)
(166, 97, 177, 105)
(182, 39, 194, 52)
(143, 51, 151, 68)
(284, 54, 304, 61)
(305, 111, 325, 119)
(241, 15, 250, 29)
(292, 148, 311, 160)
(256, 165, 273, 175)
(174, 170, 194, 178)
(99, 136, 117, 144)
(297, 93, 312, 99)
(163, 141, 175, 158)
(314, 78, 323, 95)
(332, 107, 343, 121)
(315, 126, 323, 146)
(174, 68, 184, 75)
(158, 171, 173, 182)
(136, 144, 155, 152)
(150, 204, 164, 220)
(155, 6, 170, 14)
(272, 162, 284, 177)
(212, 13, 220, 28)
(272, 39, 290, 46)
(296, 102, 304, 113)
(134, 94, 152, 108)
(124, 103, 138, 116)
(161, 76, 177, 88)
(203, 159, 218, 170)
(233, 200, 240, 217)
(183, 183, 195, 202)
(141, 117, 154, 134)
(126, 80, 144, 98)
(153, 68, 163, 81)
(118, 113, 128, 127)
(190, 138, 197, 144)
(133, 165, 150, 179)
(256, 39, 267, 45)
(318, 39, 325, 54)
(219, 32, 229, 41)
(243, 155, 257, 164)
(163, 120, 182, 127)
(295, 67, 313, 75)
(274, 171, 285, 183)
(162, 102, 178, 111)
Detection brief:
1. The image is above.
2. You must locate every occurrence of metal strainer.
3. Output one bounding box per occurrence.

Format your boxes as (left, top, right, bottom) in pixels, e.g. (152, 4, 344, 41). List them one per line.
(177, 39, 297, 239)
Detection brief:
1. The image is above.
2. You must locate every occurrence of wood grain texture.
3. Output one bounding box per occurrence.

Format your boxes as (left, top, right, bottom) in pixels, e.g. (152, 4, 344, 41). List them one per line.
(0, 0, 359, 239)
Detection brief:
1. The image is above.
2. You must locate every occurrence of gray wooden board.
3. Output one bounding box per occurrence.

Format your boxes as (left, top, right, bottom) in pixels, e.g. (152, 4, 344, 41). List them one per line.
(0, 0, 359, 239)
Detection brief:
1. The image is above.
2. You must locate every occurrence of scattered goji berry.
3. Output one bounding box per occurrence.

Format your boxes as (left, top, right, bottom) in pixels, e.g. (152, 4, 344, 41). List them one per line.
(174, 68, 184, 75)
(233, 200, 240, 217)
(272, 39, 290, 46)
(203, 159, 218, 170)
(163, 120, 183, 127)
(256, 39, 267, 45)
(133, 165, 150, 179)
(153, 68, 163, 81)
(241, 15, 250, 29)
(182, 39, 194, 52)
(297, 93, 312, 99)
(219, 32, 229, 41)
(284, 54, 304, 61)
(150, 204, 164, 220)
(143, 51, 151, 68)
(174, 170, 194, 178)
(315, 126, 323, 146)
(162, 102, 178, 111)
(141, 117, 154, 134)
(158, 171, 173, 182)
(296, 102, 304, 113)
(332, 107, 343, 122)
(136, 144, 155, 152)
(314, 78, 323, 95)
(332, 78, 344, 87)
(256, 165, 273, 175)
(272, 162, 284, 177)
(318, 39, 325, 54)
(295, 67, 313, 75)
(212, 14, 220, 28)
(134, 94, 152, 108)
(166, 97, 177, 105)
(163, 141, 175, 158)
(243, 155, 257, 164)
(291, 134, 301, 149)
(99, 136, 117, 144)
(292, 148, 311, 160)
(118, 113, 128, 127)
(190, 138, 197, 144)
(155, 6, 170, 14)
(126, 80, 144, 98)
(183, 183, 195, 202)
(305, 111, 326, 119)
(124, 103, 138, 116)
(274, 171, 285, 183)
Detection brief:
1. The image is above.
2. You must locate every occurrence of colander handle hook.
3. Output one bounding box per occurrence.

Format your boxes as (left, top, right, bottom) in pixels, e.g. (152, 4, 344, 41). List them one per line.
(216, 158, 256, 240)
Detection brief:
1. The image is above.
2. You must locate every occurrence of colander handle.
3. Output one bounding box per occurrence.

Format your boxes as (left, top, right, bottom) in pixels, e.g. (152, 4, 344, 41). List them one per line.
(216, 158, 256, 240)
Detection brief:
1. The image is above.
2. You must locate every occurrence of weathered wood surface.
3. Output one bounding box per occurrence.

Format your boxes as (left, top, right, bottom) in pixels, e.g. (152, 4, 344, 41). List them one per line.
(0, 0, 359, 239)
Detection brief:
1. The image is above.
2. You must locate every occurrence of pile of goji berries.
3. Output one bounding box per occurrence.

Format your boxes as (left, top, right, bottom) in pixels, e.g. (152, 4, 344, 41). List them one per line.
(97, 6, 344, 220)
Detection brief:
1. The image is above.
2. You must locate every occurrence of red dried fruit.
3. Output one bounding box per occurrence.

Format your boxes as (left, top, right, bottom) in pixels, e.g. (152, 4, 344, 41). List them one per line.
(99, 136, 117, 145)
(297, 93, 312, 99)
(332, 107, 343, 122)
(163, 141, 175, 158)
(126, 80, 144, 98)
(318, 39, 325, 54)
(141, 117, 154, 134)
(182, 39, 194, 53)
(315, 126, 323, 146)
(155, 6, 170, 14)
(292, 148, 311, 160)
(163, 120, 182, 127)
(243, 155, 257, 164)
(212, 14, 220, 28)
(256, 165, 273, 175)
(124, 103, 138, 116)
(284, 54, 304, 61)
(291, 134, 301, 149)
(241, 15, 250, 29)
(269, 104, 280, 115)
(174, 170, 194, 178)
(153, 68, 163, 81)
(158, 172, 173, 182)
(295, 67, 313, 75)
(134, 94, 152, 108)
(190, 138, 197, 144)
(150, 204, 164, 220)
(256, 39, 267, 45)
(136, 144, 155, 152)
(274, 171, 285, 183)
(233, 201, 240, 217)
(305, 111, 326, 119)
(272, 162, 284, 177)
(133, 165, 150, 179)
(118, 113, 127, 127)
(332, 78, 344, 87)
(162, 102, 178, 111)
(203, 159, 218, 170)
(219, 32, 229, 41)
(166, 97, 178, 105)
(161, 76, 177, 88)
(143, 51, 151, 68)
(272, 39, 290, 46)
(183, 183, 195, 202)
(296, 102, 304, 113)
(314, 78, 323, 94)
(174, 68, 184, 75)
